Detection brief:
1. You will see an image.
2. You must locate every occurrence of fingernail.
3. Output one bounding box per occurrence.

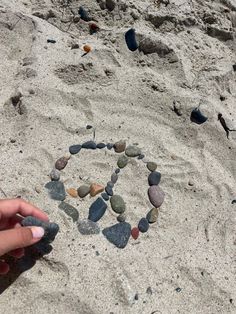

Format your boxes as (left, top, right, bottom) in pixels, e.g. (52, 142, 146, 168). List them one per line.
(31, 227, 45, 239)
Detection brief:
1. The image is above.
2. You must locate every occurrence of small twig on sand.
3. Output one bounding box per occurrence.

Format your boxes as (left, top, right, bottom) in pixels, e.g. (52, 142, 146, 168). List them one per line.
(0, 187, 7, 198)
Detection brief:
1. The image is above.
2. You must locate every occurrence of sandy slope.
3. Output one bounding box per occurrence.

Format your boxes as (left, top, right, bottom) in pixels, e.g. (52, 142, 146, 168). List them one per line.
(0, 0, 236, 313)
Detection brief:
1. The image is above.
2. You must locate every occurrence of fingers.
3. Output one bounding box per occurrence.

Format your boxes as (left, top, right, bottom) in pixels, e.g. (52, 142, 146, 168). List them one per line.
(0, 261, 9, 275)
(8, 248, 24, 258)
(0, 226, 44, 257)
(0, 199, 48, 221)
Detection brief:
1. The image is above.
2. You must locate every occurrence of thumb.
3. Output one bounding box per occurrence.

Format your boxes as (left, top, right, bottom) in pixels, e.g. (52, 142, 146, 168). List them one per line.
(0, 226, 44, 256)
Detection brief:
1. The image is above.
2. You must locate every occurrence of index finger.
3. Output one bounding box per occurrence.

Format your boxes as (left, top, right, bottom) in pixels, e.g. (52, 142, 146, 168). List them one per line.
(0, 199, 48, 221)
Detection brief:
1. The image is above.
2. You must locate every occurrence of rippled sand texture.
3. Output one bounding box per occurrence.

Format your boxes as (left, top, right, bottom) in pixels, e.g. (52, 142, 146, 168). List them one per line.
(0, 0, 236, 313)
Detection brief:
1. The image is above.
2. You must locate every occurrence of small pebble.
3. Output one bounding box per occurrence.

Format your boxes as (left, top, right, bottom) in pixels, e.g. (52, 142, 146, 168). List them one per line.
(110, 195, 126, 214)
(107, 181, 114, 188)
(117, 213, 126, 222)
(138, 218, 149, 233)
(77, 219, 100, 235)
(88, 197, 107, 222)
(101, 192, 109, 201)
(86, 125, 93, 129)
(67, 188, 78, 198)
(45, 181, 66, 201)
(102, 222, 131, 249)
(50, 168, 60, 181)
(115, 168, 120, 174)
(82, 141, 96, 149)
(188, 179, 194, 186)
(147, 162, 157, 172)
(176, 287, 181, 293)
(107, 143, 113, 150)
(131, 227, 139, 240)
(125, 145, 141, 157)
(148, 186, 165, 208)
(106, 0, 116, 11)
(58, 201, 79, 222)
(69, 144, 82, 155)
(47, 39, 56, 43)
(77, 185, 90, 198)
(113, 140, 126, 153)
(97, 143, 106, 149)
(111, 173, 118, 184)
(148, 171, 161, 186)
(105, 185, 113, 196)
(55, 157, 69, 171)
(35, 185, 42, 194)
(146, 208, 159, 223)
(137, 154, 145, 159)
(134, 293, 139, 301)
(146, 287, 153, 295)
(117, 155, 128, 168)
(90, 183, 104, 197)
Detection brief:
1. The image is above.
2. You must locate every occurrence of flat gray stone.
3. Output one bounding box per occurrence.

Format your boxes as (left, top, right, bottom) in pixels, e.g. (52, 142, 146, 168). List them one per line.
(110, 195, 126, 214)
(117, 155, 129, 168)
(125, 145, 141, 157)
(45, 181, 66, 201)
(77, 219, 100, 235)
(102, 222, 131, 248)
(77, 185, 90, 198)
(50, 168, 60, 181)
(58, 202, 79, 222)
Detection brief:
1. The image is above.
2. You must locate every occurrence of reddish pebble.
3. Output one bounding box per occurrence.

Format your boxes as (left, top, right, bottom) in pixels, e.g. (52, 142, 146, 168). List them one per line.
(131, 227, 139, 240)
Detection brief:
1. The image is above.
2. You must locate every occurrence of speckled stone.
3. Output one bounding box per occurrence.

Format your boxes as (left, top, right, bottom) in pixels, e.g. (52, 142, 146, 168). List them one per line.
(90, 183, 104, 197)
(148, 171, 161, 186)
(111, 173, 118, 184)
(58, 201, 79, 222)
(77, 219, 100, 235)
(115, 168, 120, 174)
(146, 208, 159, 223)
(82, 141, 96, 149)
(55, 156, 69, 170)
(88, 197, 107, 222)
(114, 140, 126, 153)
(148, 186, 165, 208)
(96, 143, 106, 149)
(138, 218, 149, 233)
(101, 192, 109, 201)
(50, 168, 60, 181)
(77, 185, 90, 198)
(110, 195, 126, 214)
(147, 162, 157, 172)
(117, 155, 128, 168)
(107, 143, 113, 150)
(125, 145, 141, 157)
(117, 213, 126, 222)
(67, 188, 78, 198)
(69, 144, 82, 154)
(105, 185, 113, 196)
(45, 181, 66, 201)
(102, 222, 131, 248)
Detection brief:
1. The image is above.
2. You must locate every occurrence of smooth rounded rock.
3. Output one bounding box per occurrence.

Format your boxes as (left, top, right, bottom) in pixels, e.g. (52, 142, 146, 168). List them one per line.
(147, 162, 157, 172)
(131, 227, 139, 240)
(138, 154, 145, 159)
(96, 143, 106, 149)
(88, 197, 107, 222)
(69, 144, 82, 154)
(117, 155, 128, 168)
(77, 185, 90, 198)
(50, 168, 60, 181)
(115, 168, 120, 174)
(101, 192, 109, 201)
(138, 218, 149, 233)
(117, 213, 126, 222)
(107, 181, 114, 188)
(82, 141, 96, 149)
(105, 185, 113, 196)
(59, 201, 79, 222)
(148, 171, 161, 186)
(110, 195, 126, 214)
(45, 181, 66, 201)
(55, 156, 69, 170)
(90, 183, 104, 197)
(107, 143, 113, 150)
(114, 140, 126, 153)
(77, 219, 100, 235)
(67, 188, 78, 198)
(125, 145, 141, 157)
(148, 186, 165, 208)
(111, 173, 118, 184)
(146, 208, 159, 223)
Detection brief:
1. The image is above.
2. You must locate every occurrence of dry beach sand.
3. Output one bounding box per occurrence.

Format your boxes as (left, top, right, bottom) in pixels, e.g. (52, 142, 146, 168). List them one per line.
(0, 0, 236, 313)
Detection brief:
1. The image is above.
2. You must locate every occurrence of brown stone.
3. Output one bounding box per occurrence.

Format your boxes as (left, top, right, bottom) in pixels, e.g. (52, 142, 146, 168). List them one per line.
(67, 188, 78, 198)
(114, 140, 126, 153)
(90, 183, 104, 197)
(55, 156, 69, 170)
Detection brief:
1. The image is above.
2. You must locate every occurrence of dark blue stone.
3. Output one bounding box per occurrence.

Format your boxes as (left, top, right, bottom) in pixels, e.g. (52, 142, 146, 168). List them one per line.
(45, 181, 66, 201)
(148, 171, 161, 186)
(21, 216, 60, 243)
(115, 168, 120, 174)
(190, 108, 208, 124)
(58, 202, 79, 222)
(101, 192, 109, 201)
(78, 6, 91, 21)
(138, 218, 149, 233)
(102, 222, 131, 248)
(125, 28, 138, 52)
(82, 141, 96, 149)
(107, 143, 114, 150)
(69, 144, 82, 154)
(97, 143, 106, 149)
(105, 185, 113, 196)
(88, 197, 107, 222)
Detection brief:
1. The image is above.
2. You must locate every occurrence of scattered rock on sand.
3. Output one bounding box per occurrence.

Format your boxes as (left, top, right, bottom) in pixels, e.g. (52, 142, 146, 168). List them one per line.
(105, 184, 113, 196)
(97, 142, 106, 149)
(102, 222, 131, 248)
(110, 195, 126, 214)
(117, 213, 126, 222)
(69, 144, 82, 154)
(55, 156, 69, 170)
(67, 188, 78, 198)
(45, 181, 66, 201)
(114, 140, 126, 153)
(50, 168, 60, 181)
(146, 208, 159, 223)
(147, 162, 157, 172)
(101, 192, 110, 201)
(111, 173, 118, 183)
(138, 218, 149, 233)
(125, 145, 141, 157)
(117, 155, 129, 168)
(125, 28, 139, 52)
(82, 141, 96, 149)
(77, 219, 100, 235)
(148, 185, 165, 208)
(59, 201, 79, 222)
(77, 185, 90, 198)
(131, 227, 139, 240)
(90, 183, 104, 197)
(148, 171, 161, 186)
(88, 197, 107, 222)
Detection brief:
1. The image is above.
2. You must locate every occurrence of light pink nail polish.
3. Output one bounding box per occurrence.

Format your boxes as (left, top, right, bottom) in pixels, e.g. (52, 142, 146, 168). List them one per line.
(31, 227, 45, 239)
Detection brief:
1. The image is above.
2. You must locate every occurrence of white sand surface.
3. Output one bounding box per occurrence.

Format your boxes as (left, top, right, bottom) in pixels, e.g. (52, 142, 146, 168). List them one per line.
(0, 0, 236, 313)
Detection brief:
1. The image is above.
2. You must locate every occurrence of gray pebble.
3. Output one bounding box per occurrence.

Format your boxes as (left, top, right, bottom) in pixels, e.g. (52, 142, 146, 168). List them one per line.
(69, 144, 82, 154)
(105, 185, 113, 196)
(147, 162, 157, 172)
(77, 185, 90, 198)
(111, 173, 118, 184)
(50, 168, 60, 181)
(82, 141, 96, 149)
(117, 213, 126, 222)
(148, 171, 161, 186)
(117, 155, 128, 168)
(101, 192, 109, 201)
(77, 219, 100, 235)
(102, 222, 131, 249)
(107, 181, 114, 188)
(58, 202, 79, 222)
(107, 143, 113, 150)
(110, 195, 126, 214)
(115, 168, 120, 174)
(125, 145, 141, 157)
(45, 181, 66, 201)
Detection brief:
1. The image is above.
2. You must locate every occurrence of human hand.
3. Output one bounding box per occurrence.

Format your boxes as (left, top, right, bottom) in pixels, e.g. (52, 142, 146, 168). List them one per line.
(0, 198, 48, 275)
